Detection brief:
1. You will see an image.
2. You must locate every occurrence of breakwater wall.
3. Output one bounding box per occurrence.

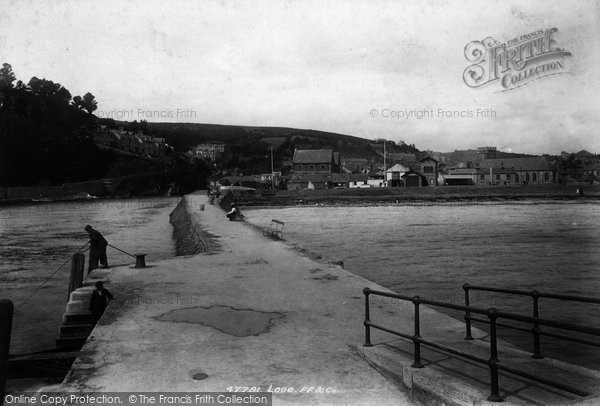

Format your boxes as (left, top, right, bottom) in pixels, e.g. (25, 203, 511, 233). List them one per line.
(169, 197, 210, 255)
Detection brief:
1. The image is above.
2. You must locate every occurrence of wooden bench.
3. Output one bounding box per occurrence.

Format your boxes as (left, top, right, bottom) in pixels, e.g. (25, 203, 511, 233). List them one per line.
(264, 219, 285, 239)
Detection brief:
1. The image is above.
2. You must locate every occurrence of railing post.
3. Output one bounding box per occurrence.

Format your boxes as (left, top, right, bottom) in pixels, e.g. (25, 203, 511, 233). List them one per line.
(68, 252, 85, 301)
(0, 299, 14, 404)
(363, 288, 373, 347)
(463, 283, 474, 340)
(531, 290, 543, 359)
(487, 308, 503, 402)
(412, 296, 423, 368)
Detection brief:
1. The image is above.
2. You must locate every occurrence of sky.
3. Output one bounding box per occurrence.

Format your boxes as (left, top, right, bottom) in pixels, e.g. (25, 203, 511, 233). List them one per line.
(2, 0, 599, 154)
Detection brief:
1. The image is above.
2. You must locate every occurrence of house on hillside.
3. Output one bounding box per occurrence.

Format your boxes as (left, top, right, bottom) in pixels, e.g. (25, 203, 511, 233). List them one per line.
(139, 135, 166, 158)
(293, 149, 340, 173)
(94, 126, 166, 158)
(191, 142, 227, 161)
(420, 156, 439, 186)
(94, 126, 119, 148)
(478, 157, 555, 184)
(385, 163, 411, 187)
(117, 131, 143, 154)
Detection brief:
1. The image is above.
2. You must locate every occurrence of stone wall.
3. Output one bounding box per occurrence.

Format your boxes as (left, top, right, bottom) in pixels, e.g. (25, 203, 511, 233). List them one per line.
(169, 197, 210, 255)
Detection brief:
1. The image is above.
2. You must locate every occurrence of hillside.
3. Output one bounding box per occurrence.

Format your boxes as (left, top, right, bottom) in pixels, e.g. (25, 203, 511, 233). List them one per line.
(136, 122, 420, 174)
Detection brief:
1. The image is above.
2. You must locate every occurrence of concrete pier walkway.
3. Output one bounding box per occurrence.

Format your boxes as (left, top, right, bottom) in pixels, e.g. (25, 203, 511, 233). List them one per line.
(60, 193, 600, 405)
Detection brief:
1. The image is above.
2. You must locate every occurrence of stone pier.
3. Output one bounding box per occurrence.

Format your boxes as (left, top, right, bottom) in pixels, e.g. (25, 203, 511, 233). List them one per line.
(58, 193, 600, 406)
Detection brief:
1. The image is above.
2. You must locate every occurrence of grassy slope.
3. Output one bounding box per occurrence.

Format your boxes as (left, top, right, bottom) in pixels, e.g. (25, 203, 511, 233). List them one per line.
(147, 122, 418, 160)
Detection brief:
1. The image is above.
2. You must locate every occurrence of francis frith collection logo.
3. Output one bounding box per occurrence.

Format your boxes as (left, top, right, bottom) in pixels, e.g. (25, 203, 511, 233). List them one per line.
(463, 28, 572, 91)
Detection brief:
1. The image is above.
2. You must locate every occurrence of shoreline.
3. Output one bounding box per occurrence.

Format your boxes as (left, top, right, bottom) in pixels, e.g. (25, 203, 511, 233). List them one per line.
(0, 194, 178, 207)
(231, 184, 600, 207)
(243, 197, 598, 210)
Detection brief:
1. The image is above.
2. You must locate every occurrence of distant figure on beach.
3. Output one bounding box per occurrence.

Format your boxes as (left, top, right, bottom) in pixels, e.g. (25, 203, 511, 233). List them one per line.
(577, 186, 585, 197)
(85, 224, 108, 271)
(226, 203, 242, 221)
(89, 281, 114, 320)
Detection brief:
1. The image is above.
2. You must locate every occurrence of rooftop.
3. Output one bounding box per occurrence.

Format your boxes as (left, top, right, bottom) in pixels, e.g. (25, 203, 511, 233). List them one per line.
(480, 157, 552, 171)
(293, 149, 334, 164)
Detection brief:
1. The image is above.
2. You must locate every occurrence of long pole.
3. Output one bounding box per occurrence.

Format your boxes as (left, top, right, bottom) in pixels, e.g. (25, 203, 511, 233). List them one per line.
(21, 242, 89, 305)
(383, 140, 387, 187)
(270, 145, 275, 189)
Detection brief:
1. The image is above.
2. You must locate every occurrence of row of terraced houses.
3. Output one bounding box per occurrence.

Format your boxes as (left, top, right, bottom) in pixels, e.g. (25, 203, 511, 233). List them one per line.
(286, 148, 600, 189)
(94, 126, 168, 158)
(193, 141, 599, 190)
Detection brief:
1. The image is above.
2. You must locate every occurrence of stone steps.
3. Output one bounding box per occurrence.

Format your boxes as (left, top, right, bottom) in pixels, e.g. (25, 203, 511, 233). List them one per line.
(56, 268, 112, 349)
(360, 339, 600, 405)
(55, 337, 88, 349)
(64, 300, 90, 315)
(62, 313, 97, 325)
(69, 286, 95, 301)
(59, 323, 95, 336)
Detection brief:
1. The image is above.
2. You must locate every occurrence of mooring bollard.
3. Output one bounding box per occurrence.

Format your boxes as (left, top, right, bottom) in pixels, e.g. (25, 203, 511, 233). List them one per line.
(0, 299, 14, 404)
(134, 254, 147, 268)
(68, 252, 85, 300)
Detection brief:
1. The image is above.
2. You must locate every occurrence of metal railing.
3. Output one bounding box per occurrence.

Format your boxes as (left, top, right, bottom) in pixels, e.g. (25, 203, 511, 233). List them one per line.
(363, 287, 600, 402)
(463, 284, 600, 358)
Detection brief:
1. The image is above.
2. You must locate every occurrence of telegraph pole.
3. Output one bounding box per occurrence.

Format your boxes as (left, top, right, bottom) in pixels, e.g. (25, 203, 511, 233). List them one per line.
(271, 145, 275, 189)
(383, 140, 387, 187)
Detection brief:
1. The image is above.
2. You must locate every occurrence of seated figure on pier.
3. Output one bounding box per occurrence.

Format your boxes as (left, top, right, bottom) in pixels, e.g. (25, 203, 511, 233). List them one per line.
(226, 203, 243, 221)
(89, 281, 114, 320)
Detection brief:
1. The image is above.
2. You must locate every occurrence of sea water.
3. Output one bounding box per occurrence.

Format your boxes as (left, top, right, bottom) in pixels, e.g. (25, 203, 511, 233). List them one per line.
(0, 197, 178, 355)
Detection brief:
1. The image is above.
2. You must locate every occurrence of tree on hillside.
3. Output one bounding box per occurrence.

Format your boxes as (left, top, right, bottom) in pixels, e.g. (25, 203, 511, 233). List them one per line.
(0, 63, 16, 108)
(0, 63, 112, 186)
(82, 92, 97, 114)
(28, 77, 72, 103)
(72, 95, 84, 110)
(0, 63, 15, 87)
(71, 93, 98, 114)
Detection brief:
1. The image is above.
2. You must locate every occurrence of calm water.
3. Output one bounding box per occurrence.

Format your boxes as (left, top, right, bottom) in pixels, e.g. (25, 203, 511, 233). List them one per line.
(0, 197, 178, 354)
(245, 202, 600, 368)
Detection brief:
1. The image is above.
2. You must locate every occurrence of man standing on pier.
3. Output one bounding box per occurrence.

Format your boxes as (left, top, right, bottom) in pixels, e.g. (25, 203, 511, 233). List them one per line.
(85, 224, 109, 271)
